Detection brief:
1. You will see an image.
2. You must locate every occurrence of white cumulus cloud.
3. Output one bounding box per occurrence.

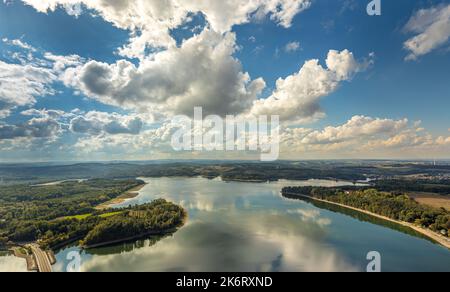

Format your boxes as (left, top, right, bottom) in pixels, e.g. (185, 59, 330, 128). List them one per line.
(70, 111, 144, 135)
(0, 117, 62, 140)
(0, 39, 84, 119)
(403, 4, 450, 61)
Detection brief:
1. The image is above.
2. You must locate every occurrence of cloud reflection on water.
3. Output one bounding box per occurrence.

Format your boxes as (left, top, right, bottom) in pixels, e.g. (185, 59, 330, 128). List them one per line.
(58, 177, 365, 272)
(79, 209, 357, 272)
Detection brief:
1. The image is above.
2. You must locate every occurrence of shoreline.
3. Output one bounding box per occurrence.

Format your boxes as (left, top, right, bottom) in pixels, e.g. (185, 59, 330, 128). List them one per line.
(96, 183, 146, 210)
(284, 192, 450, 250)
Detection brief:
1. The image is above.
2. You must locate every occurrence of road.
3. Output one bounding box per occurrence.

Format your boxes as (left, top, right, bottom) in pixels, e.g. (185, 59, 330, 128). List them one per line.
(29, 244, 52, 273)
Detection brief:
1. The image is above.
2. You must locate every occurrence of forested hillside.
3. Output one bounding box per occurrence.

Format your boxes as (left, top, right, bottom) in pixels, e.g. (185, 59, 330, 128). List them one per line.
(0, 179, 144, 247)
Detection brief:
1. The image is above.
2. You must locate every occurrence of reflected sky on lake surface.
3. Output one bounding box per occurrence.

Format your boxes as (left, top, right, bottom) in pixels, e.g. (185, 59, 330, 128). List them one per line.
(0, 254, 28, 272)
(53, 177, 450, 272)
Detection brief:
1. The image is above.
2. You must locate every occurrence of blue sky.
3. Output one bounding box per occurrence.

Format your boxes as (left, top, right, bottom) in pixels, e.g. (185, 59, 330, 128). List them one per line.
(234, 0, 450, 133)
(1, 0, 450, 161)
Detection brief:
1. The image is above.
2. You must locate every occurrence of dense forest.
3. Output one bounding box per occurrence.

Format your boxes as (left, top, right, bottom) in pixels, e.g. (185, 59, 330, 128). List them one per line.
(374, 179, 450, 196)
(282, 187, 450, 237)
(0, 179, 145, 248)
(81, 199, 185, 247)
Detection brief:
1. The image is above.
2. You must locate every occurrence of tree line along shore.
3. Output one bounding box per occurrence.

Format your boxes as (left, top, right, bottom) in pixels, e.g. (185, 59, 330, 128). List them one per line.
(282, 187, 450, 250)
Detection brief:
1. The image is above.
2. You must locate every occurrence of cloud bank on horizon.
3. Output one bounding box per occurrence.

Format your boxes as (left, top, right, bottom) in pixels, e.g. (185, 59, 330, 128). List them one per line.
(0, 0, 450, 161)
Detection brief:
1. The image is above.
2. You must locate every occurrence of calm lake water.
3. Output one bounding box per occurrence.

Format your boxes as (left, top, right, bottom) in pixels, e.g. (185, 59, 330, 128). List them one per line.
(48, 177, 450, 271)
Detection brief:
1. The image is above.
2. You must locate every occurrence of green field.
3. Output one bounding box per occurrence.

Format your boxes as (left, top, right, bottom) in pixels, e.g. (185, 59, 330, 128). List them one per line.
(60, 211, 124, 221)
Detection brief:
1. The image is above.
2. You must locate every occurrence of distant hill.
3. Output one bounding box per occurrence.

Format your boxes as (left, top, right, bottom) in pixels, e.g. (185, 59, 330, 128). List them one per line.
(0, 160, 449, 185)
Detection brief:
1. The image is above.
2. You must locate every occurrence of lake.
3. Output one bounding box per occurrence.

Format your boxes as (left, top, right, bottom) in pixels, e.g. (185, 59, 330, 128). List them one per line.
(46, 177, 450, 272)
(0, 252, 28, 272)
